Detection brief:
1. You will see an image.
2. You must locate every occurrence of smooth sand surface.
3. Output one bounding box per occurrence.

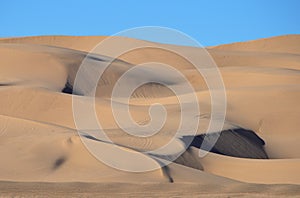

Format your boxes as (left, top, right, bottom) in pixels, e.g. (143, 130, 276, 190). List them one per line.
(0, 35, 300, 197)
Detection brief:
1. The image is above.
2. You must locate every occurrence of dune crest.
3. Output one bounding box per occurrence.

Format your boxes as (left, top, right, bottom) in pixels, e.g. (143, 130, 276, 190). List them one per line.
(0, 35, 300, 197)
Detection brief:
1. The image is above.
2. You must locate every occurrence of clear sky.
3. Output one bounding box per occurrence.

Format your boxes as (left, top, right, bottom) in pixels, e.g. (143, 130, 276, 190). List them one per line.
(1, 0, 299, 46)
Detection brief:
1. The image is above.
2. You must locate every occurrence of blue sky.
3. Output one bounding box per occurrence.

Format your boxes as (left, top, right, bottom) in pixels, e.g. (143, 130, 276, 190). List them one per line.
(1, 0, 299, 46)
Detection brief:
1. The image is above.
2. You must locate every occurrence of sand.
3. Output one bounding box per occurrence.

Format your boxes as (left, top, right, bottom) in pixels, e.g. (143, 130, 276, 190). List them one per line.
(0, 35, 299, 197)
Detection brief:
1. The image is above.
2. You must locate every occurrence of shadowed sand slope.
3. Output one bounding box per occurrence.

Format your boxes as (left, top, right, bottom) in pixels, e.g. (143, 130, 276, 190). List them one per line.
(183, 128, 268, 159)
(0, 35, 300, 196)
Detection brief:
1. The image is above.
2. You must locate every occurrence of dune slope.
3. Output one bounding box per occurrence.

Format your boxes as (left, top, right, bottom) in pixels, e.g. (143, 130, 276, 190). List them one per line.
(0, 35, 300, 196)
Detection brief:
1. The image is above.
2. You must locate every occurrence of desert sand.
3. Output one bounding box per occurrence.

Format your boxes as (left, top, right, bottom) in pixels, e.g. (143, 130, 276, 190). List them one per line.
(0, 35, 299, 197)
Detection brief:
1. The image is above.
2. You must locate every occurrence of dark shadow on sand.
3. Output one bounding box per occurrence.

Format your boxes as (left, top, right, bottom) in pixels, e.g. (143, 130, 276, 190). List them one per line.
(182, 128, 268, 159)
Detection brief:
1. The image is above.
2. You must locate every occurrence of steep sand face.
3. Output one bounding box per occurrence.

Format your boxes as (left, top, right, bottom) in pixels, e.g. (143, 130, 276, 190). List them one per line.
(0, 35, 300, 196)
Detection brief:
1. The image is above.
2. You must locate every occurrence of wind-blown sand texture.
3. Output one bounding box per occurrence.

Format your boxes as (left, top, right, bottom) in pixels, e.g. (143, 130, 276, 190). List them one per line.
(0, 35, 299, 197)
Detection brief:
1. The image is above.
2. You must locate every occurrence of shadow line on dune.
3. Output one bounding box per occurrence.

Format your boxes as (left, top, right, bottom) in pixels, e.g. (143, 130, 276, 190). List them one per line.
(182, 128, 269, 159)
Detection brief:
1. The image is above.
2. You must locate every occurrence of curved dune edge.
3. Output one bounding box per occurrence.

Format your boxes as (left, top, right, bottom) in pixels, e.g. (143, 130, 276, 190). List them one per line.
(198, 149, 300, 184)
(0, 114, 237, 184)
(0, 35, 300, 191)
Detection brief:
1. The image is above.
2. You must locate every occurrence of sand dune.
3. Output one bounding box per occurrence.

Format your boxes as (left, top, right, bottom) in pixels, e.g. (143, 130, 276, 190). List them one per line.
(0, 35, 300, 196)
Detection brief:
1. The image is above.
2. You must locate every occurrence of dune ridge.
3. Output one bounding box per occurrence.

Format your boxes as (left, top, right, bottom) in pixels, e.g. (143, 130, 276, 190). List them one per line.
(0, 35, 300, 196)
